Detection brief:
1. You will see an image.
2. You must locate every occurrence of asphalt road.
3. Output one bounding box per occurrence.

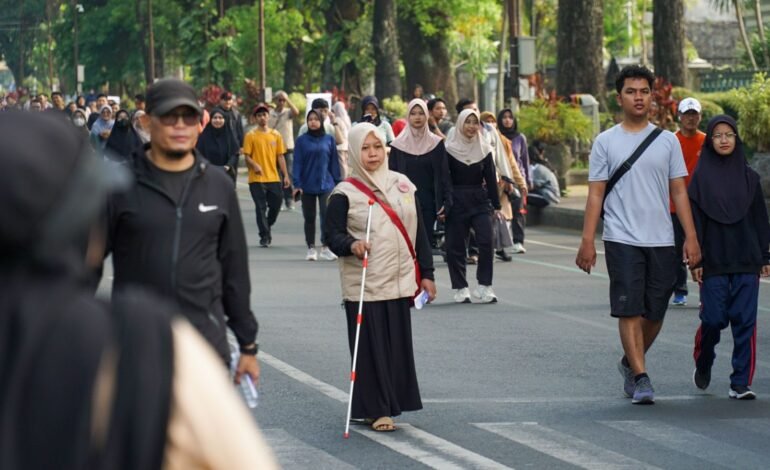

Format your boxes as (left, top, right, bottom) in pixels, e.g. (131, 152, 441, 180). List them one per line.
(106, 180, 770, 469)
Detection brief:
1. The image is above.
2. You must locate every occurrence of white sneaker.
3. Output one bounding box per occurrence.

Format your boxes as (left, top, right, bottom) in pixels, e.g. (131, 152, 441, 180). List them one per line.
(306, 248, 318, 261)
(511, 242, 526, 254)
(473, 285, 497, 303)
(454, 287, 471, 303)
(320, 247, 338, 261)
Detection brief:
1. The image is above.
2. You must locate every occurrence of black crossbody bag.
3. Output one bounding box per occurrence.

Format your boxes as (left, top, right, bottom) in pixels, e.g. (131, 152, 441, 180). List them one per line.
(601, 127, 663, 219)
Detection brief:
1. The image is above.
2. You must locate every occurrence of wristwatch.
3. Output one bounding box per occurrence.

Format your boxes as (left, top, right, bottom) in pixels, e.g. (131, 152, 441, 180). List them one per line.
(239, 342, 259, 355)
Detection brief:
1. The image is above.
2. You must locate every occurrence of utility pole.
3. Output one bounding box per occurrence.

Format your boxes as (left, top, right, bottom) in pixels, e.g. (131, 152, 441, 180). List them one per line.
(258, 0, 266, 100)
(73, 1, 79, 93)
(148, 0, 156, 82)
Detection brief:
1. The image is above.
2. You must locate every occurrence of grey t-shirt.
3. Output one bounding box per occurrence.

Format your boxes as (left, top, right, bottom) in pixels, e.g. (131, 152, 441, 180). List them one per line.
(589, 123, 687, 247)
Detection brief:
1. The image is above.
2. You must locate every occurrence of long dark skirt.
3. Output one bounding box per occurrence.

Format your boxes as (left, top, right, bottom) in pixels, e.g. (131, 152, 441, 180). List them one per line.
(345, 298, 422, 419)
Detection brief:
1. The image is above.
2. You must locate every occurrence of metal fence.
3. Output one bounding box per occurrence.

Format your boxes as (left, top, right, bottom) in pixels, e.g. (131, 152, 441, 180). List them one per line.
(699, 70, 768, 92)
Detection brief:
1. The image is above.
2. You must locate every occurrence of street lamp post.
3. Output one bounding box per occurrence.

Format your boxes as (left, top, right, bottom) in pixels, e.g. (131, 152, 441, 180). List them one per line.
(73, 2, 84, 94)
(258, 0, 265, 100)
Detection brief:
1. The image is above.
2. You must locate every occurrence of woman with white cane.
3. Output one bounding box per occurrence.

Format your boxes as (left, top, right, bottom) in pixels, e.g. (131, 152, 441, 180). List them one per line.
(326, 122, 437, 434)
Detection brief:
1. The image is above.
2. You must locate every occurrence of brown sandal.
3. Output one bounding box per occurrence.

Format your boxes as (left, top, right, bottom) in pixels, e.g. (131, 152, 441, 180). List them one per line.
(371, 416, 396, 432)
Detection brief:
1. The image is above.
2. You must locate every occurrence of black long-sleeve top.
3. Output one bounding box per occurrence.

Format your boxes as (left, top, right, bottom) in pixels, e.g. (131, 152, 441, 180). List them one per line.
(447, 152, 501, 210)
(324, 194, 435, 281)
(691, 180, 770, 277)
(389, 141, 453, 212)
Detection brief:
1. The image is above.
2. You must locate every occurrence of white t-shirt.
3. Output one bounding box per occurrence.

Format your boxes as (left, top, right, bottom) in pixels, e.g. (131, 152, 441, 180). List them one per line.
(589, 123, 687, 247)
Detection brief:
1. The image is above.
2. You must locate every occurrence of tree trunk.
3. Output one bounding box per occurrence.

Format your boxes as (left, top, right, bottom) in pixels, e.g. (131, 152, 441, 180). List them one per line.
(373, 0, 401, 99)
(323, 0, 364, 98)
(652, 0, 686, 86)
(556, 0, 604, 98)
(283, 39, 304, 92)
(754, 0, 769, 67)
(398, 13, 457, 109)
(736, 0, 759, 70)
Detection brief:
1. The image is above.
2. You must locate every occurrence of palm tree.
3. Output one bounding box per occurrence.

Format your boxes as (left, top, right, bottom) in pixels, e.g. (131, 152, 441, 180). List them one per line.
(710, 0, 758, 70)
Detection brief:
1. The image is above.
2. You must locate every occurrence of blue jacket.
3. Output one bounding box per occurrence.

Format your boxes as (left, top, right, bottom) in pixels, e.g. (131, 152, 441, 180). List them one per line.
(292, 133, 341, 194)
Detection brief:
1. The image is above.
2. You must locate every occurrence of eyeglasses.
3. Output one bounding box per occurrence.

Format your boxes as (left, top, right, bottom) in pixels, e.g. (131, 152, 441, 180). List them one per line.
(712, 132, 736, 141)
(157, 111, 199, 127)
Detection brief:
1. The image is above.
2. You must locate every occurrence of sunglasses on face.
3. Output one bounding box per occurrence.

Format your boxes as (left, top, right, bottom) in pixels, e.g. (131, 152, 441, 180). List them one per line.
(157, 111, 199, 126)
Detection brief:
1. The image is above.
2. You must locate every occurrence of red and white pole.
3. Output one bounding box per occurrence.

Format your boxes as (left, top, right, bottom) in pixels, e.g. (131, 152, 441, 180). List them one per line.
(344, 199, 375, 439)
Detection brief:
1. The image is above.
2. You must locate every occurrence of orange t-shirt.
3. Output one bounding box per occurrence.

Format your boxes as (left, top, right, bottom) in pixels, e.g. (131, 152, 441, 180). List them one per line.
(670, 129, 706, 213)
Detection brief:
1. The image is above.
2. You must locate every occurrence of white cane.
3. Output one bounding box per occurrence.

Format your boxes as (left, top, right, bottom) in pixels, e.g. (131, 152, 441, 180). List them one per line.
(343, 199, 375, 439)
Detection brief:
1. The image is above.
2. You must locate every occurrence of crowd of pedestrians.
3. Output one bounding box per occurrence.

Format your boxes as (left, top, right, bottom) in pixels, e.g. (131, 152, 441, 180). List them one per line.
(2, 62, 767, 464)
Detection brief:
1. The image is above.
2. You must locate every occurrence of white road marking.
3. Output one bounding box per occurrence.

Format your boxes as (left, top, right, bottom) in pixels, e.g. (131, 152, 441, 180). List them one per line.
(258, 352, 512, 469)
(423, 395, 700, 404)
(262, 428, 358, 469)
(600, 420, 769, 468)
(474, 422, 659, 470)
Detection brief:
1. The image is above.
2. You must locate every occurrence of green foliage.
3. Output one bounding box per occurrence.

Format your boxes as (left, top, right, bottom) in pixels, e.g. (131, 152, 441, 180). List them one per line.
(288, 92, 307, 124)
(731, 73, 770, 152)
(672, 86, 741, 120)
(382, 95, 408, 119)
(517, 99, 593, 145)
(447, 1, 501, 82)
(697, 99, 725, 131)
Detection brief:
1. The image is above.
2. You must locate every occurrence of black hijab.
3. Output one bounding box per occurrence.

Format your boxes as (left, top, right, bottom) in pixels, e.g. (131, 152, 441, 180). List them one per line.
(105, 109, 143, 161)
(497, 108, 519, 142)
(0, 112, 172, 470)
(306, 109, 326, 137)
(688, 115, 759, 224)
(196, 107, 239, 166)
(361, 95, 382, 126)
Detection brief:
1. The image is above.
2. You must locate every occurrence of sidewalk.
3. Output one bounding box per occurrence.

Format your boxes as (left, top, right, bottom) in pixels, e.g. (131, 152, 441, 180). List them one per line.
(527, 184, 602, 233)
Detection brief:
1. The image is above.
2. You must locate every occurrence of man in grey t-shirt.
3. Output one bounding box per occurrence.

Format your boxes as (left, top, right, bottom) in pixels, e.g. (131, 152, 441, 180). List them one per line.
(576, 65, 701, 405)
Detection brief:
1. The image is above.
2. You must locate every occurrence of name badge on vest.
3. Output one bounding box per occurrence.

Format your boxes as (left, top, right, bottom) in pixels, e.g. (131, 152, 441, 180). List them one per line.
(398, 181, 410, 193)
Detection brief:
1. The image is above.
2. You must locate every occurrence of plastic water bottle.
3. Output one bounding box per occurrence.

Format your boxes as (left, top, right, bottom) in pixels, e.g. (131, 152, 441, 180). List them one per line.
(231, 352, 258, 408)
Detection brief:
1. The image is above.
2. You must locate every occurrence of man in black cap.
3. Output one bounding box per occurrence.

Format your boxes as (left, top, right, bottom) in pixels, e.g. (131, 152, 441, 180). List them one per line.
(220, 90, 245, 148)
(105, 78, 261, 383)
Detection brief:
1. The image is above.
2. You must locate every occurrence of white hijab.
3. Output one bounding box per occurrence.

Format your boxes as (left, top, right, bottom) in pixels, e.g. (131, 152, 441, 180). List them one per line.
(445, 109, 493, 166)
(348, 123, 399, 205)
(390, 99, 442, 156)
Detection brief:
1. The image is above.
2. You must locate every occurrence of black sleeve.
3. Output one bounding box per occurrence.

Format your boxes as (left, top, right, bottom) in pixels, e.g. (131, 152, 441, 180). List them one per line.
(388, 147, 399, 171)
(219, 187, 258, 346)
(751, 182, 770, 264)
(483, 153, 501, 210)
(414, 199, 435, 281)
(433, 142, 453, 211)
(690, 198, 706, 268)
(325, 194, 358, 257)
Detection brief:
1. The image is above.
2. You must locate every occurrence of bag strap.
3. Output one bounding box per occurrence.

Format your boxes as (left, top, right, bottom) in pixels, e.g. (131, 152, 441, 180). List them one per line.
(602, 127, 663, 218)
(344, 177, 422, 290)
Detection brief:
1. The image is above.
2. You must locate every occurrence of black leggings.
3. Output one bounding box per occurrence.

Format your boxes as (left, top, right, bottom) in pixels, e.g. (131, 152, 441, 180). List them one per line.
(301, 192, 330, 247)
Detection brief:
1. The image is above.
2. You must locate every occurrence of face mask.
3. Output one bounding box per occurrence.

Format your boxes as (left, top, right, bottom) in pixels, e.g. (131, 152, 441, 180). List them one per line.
(116, 118, 129, 127)
(73, 117, 86, 127)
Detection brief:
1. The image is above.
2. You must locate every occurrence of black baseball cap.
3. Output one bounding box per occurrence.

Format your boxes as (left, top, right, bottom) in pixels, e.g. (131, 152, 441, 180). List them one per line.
(252, 103, 270, 115)
(145, 78, 202, 116)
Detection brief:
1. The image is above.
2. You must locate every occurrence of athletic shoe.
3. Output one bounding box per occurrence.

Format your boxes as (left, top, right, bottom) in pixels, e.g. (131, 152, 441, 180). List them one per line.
(259, 237, 269, 247)
(495, 249, 512, 262)
(454, 288, 471, 304)
(729, 384, 756, 400)
(618, 359, 635, 398)
(693, 366, 711, 390)
(632, 376, 655, 404)
(473, 285, 497, 304)
(306, 248, 318, 261)
(467, 255, 478, 265)
(320, 247, 338, 261)
(511, 242, 526, 254)
(672, 294, 687, 306)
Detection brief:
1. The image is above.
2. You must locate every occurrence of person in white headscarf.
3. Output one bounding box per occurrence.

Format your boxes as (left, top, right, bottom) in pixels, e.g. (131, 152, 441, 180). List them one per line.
(389, 99, 452, 249)
(444, 109, 502, 304)
(332, 100, 352, 177)
(324, 122, 436, 433)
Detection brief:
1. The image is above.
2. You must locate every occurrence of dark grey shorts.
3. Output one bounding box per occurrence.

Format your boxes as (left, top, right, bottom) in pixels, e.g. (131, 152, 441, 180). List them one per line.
(604, 240, 678, 321)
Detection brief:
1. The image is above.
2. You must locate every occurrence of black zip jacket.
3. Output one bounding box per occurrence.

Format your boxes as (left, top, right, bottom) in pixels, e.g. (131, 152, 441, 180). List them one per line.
(105, 145, 257, 360)
(691, 180, 770, 278)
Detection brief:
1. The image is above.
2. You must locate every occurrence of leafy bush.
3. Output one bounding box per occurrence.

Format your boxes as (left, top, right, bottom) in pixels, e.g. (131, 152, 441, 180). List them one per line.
(696, 99, 724, 132)
(288, 92, 307, 124)
(382, 96, 408, 120)
(672, 87, 739, 120)
(732, 73, 770, 152)
(517, 99, 593, 145)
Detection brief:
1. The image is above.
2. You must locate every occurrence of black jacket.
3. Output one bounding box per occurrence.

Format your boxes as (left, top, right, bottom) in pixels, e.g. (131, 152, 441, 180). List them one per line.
(691, 180, 770, 278)
(106, 144, 257, 360)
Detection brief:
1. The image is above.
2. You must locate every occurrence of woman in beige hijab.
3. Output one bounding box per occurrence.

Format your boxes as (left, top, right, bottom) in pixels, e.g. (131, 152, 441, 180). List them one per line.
(324, 123, 437, 432)
(389, 98, 452, 250)
(444, 109, 502, 304)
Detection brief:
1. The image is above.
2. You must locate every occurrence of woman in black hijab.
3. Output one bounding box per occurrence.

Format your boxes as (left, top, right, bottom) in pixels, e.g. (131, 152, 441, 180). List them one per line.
(196, 107, 240, 180)
(689, 115, 770, 400)
(105, 109, 143, 162)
